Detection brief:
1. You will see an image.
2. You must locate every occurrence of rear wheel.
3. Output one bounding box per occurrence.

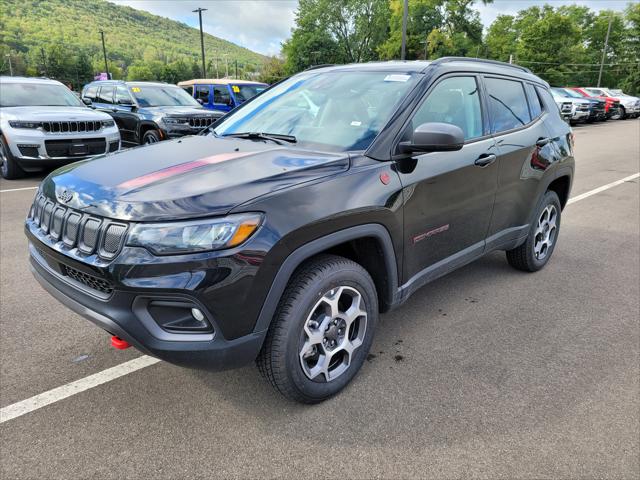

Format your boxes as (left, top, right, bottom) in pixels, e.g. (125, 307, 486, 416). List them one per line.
(506, 191, 561, 272)
(257, 254, 378, 403)
(0, 137, 25, 180)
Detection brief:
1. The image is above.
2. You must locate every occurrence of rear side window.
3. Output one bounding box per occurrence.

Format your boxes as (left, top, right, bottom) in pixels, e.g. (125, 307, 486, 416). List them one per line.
(195, 85, 210, 103)
(97, 86, 114, 104)
(213, 86, 231, 105)
(411, 76, 483, 141)
(536, 86, 560, 116)
(485, 77, 531, 133)
(84, 85, 98, 101)
(524, 83, 543, 119)
(115, 86, 132, 105)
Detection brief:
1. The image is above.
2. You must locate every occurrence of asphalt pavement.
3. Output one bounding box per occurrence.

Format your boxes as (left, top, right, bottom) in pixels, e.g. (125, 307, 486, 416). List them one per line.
(1, 119, 639, 479)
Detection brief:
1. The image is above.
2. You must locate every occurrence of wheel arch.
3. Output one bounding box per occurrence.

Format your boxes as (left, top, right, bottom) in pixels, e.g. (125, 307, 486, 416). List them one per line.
(252, 224, 400, 334)
(138, 121, 162, 143)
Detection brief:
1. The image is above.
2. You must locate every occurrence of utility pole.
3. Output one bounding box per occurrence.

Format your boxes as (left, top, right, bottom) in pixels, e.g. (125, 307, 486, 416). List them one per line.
(235, 60, 238, 78)
(5, 54, 12, 76)
(193, 7, 208, 77)
(509, 54, 513, 64)
(40, 47, 48, 76)
(401, 0, 408, 60)
(99, 31, 109, 78)
(597, 14, 613, 87)
(223, 54, 229, 77)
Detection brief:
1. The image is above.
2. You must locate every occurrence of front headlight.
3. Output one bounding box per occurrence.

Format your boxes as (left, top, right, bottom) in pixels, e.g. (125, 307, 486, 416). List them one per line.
(127, 213, 263, 255)
(102, 119, 115, 128)
(8, 121, 41, 129)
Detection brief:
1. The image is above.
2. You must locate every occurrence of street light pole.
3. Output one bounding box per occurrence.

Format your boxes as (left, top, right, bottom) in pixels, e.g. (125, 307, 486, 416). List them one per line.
(401, 0, 408, 60)
(99, 31, 109, 78)
(597, 14, 613, 88)
(193, 7, 208, 78)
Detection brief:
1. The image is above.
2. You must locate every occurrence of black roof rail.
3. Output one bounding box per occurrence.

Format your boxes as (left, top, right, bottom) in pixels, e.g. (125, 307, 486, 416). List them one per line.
(430, 56, 532, 74)
(304, 64, 335, 71)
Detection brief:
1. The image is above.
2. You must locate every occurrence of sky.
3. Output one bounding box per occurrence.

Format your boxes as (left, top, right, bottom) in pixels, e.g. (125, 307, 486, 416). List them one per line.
(109, 0, 633, 56)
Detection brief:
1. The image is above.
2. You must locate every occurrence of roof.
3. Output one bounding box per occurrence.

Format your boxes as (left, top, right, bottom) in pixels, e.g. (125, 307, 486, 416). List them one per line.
(0, 76, 62, 85)
(177, 78, 267, 86)
(87, 80, 170, 87)
(307, 57, 545, 85)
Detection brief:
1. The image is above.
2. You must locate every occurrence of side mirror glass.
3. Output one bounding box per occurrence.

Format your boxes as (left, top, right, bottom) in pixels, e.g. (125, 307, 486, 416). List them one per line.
(82, 97, 93, 106)
(400, 122, 465, 154)
(196, 98, 204, 105)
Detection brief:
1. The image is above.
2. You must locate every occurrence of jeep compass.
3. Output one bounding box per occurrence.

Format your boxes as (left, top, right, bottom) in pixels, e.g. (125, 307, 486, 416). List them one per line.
(26, 58, 574, 403)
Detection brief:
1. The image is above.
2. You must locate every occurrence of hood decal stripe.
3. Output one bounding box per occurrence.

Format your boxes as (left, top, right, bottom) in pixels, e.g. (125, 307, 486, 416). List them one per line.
(118, 151, 255, 190)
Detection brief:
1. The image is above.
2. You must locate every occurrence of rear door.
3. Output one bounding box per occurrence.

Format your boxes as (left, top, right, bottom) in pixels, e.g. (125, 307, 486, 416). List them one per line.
(396, 75, 499, 286)
(483, 76, 558, 247)
(112, 85, 138, 146)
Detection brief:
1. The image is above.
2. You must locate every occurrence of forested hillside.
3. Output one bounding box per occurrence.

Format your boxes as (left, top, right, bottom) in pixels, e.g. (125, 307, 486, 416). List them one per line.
(0, 0, 266, 87)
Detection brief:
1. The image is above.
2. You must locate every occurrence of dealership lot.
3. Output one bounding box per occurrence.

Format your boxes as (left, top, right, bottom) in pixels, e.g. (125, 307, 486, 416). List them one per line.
(1, 120, 638, 478)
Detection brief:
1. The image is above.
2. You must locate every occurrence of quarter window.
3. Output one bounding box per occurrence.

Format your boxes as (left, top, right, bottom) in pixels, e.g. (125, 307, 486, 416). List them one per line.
(410, 76, 483, 141)
(485, 77, 531, 133)
(524, 83, 543, 119)
(97, 86, 114, 104)
(213, 86, 231, 105)
(195, 85, 210, 103)
(84, 85, 98, 101)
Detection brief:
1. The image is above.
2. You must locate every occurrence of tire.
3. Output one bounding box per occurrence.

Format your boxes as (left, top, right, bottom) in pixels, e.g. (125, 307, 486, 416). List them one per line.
(0, 137, 25, 180)
(141, 129, 161, 145)
(257, 254, 378, 403)
(506, 190, 562, 272)
(610, 106, 624, 120)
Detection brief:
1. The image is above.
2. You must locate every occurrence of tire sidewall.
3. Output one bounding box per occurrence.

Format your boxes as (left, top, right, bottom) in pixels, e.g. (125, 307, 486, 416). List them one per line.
(526, 190, 562, 270)
(142, 130, 161, 144)
(282, 265, 378, 401)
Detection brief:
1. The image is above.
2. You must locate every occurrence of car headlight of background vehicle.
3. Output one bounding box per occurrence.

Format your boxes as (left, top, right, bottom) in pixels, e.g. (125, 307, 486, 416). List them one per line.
(127, 213, 263, 255)
(8, 121, 41, 129)
(101, 119, 116, 128)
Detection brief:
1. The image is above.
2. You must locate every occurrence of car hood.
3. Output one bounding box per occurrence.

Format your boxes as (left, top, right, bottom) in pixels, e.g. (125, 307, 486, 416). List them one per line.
(1, 106, 111, 121)
(142, 106, 216, 116)
(39, 135, 349, 221)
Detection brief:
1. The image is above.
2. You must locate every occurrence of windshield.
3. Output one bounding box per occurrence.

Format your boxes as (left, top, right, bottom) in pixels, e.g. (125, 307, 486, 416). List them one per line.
(232, 84, 267, 103)
(214, 71, 420, 152)
(130, 85, 201, 107)
(0, 83, 83, 107)
(610, 89, 624, 95)
(551, 88, 570, 97)
(561, 88, 583, 99)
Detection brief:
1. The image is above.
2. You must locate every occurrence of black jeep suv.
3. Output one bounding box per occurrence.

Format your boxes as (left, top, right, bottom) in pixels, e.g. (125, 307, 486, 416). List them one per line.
(82, 80, 223, 147)
(27, 58, 574, 403)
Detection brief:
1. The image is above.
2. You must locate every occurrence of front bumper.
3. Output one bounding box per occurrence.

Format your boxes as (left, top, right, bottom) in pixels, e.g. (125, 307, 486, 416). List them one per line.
(4, 126, 120, 170)
(28, 241, 267, 370)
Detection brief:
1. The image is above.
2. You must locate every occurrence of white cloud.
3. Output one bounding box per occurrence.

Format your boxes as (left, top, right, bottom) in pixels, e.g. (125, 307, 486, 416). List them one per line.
(110, 1, 630, 56)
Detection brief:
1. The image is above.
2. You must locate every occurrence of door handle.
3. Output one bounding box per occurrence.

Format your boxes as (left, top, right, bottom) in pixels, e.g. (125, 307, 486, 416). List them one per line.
(474, 153, 496, 167)
(536, 137, 551, 147)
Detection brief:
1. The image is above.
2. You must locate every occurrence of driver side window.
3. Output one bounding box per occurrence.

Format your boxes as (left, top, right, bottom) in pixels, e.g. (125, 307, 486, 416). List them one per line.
(411, 76, 483, 141)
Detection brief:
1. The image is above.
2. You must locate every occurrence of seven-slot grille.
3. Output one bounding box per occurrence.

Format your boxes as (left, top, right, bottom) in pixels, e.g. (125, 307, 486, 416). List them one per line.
(41, 121, 103, 134)
(560, 102, 572, 113)
(188, 117, 215, 128)
(29, 194, 127, 260)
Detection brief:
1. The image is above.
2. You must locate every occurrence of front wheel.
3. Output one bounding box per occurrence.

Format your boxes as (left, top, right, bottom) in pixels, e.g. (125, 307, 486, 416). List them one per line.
(257, 254, 378, 403)
(506, 190, 562, 272)
(610, 106, 624, 120)
(0, 138, 25, 180)
(141, 129, 161, 145)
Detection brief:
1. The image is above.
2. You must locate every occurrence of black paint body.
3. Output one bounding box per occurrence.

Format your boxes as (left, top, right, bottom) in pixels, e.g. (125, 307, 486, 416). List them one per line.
(26, 59, 574, 370)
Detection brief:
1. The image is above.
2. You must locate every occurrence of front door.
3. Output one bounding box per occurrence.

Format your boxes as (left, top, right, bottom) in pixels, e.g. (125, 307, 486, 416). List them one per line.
(396, 75, 499, 286)
(111, 85, 138, 146)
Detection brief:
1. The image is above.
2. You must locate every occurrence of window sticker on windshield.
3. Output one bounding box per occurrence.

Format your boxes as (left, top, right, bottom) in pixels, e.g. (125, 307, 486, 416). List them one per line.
(131, 87, 141, 92)
(384, 74, 411, 82)
(232, 85, 240, 93)
(350, 121, 362, 126)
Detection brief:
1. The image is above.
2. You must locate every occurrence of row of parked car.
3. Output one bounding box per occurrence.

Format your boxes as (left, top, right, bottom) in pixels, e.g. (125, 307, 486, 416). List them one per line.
(0, 74, 638, 180)
(550, 86, 640, 124)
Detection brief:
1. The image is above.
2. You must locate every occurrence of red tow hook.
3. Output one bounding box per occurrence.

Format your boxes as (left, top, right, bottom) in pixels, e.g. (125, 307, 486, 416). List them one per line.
(111, 336, 131, 350)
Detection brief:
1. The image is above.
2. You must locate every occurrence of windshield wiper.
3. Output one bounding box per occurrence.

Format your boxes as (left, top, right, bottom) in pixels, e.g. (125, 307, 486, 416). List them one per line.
(222, 132, 297, 145)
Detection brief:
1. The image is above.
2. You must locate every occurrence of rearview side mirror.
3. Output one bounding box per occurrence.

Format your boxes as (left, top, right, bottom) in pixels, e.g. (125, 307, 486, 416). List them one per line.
(82, 97, 93, 106)
(196, 98, 204, 105)
(399, 122, 465, 154)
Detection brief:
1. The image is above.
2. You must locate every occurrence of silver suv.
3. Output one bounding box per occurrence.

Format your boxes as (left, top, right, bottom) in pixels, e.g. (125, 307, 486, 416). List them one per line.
(0, 77, 121, 179)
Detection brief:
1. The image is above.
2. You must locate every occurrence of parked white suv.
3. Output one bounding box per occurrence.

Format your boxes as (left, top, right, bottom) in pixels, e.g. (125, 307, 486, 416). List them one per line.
(585, 87, 640, 119)
(0, 77, 121, 179)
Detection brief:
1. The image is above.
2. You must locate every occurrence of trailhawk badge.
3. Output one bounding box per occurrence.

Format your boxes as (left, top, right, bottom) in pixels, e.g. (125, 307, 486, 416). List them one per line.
(56, 189, 74, 203)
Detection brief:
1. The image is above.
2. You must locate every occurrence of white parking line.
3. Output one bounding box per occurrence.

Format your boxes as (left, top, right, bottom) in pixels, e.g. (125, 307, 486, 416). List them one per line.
(0, 356, 160, 424)
(567, 173, 639, 205)
(0, 172, 638, 424)
(0, 186, 39, 193)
